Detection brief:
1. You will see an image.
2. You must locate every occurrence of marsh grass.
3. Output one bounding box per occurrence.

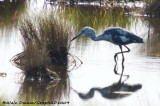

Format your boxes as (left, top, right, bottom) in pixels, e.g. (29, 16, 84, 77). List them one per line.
(11, 12, 73, 80)
(59, 5, 132, 32)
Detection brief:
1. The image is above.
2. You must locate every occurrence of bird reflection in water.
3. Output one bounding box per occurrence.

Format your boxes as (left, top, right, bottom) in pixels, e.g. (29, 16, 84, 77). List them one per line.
(73, 76, 142, 100)
(18, 66, 70, 101)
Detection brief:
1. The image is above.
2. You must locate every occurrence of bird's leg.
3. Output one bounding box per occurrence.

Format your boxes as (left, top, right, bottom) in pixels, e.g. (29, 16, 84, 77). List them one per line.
(114, 54, 119, 74)
(114, 45, 123, 74)
(114, 45, 127, 64)
(114, 45, 130, 78)
(114, 52, 120, 65)
(119, 45, 125, 76)
(114, 63, 118, 74)
(118, 72, 129, 84)
(122, 45, 130, 54)
(120, 45, 130, 77)
(114, 52, 121, 63)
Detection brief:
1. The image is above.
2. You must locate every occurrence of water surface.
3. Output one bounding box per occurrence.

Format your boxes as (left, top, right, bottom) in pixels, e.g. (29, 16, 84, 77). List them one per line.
(0, 0, 160, 106)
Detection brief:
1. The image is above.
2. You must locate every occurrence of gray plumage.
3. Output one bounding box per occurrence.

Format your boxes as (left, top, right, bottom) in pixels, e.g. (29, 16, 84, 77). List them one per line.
(71, 26, 144, 76)
(71, 27, 144, 45)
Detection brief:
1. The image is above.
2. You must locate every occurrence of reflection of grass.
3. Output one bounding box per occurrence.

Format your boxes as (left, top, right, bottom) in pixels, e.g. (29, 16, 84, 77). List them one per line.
(19, 66, 70, 102)
(11, 12, 72, 80)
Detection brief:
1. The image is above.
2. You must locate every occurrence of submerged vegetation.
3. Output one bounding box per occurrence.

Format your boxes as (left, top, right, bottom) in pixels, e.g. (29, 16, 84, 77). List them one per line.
(11, 12, 74, 81)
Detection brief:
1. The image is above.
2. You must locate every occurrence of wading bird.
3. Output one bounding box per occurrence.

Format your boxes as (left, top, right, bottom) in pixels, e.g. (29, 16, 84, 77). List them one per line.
(71, 27, 144, 75)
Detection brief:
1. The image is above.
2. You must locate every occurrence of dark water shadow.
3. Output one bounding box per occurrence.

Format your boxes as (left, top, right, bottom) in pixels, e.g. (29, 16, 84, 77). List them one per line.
(73, 76, 142, 100)
(18, 66, 70, 101)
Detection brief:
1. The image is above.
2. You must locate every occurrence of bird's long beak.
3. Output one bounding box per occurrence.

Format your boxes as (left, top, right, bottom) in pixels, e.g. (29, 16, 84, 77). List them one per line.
(71, 33, 83, 41)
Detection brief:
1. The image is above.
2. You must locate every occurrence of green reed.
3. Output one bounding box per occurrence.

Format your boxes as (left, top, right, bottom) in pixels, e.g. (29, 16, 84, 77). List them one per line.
(58, 5, 133, 33)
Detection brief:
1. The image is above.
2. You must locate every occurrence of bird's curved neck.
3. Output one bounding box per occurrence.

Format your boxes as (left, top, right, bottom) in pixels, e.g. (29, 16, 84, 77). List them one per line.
(89, 33, 101, 41)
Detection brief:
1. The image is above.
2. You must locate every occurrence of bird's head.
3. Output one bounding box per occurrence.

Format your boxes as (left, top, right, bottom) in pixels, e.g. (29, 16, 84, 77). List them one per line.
(71, 27, 96, 41)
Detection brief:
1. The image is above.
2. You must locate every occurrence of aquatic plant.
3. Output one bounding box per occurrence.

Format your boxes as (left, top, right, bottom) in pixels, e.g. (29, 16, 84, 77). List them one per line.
(11, 12, 73, 81)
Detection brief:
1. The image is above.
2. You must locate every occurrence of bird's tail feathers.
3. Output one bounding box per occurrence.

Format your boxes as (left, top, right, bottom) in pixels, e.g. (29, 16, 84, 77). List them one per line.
(133, 37, 144, 43)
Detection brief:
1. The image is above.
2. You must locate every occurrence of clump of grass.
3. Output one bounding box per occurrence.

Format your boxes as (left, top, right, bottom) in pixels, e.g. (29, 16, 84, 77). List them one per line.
(145, 0, 160, 17)
(11, 12, 72, 81)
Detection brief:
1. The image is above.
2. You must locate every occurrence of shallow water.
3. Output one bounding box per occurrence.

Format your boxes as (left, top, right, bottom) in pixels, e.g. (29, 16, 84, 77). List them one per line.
(0, 0, 160, 106)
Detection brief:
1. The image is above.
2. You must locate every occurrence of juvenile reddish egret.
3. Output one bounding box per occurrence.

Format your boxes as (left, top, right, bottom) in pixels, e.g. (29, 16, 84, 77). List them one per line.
(71, 27, 144, 75)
